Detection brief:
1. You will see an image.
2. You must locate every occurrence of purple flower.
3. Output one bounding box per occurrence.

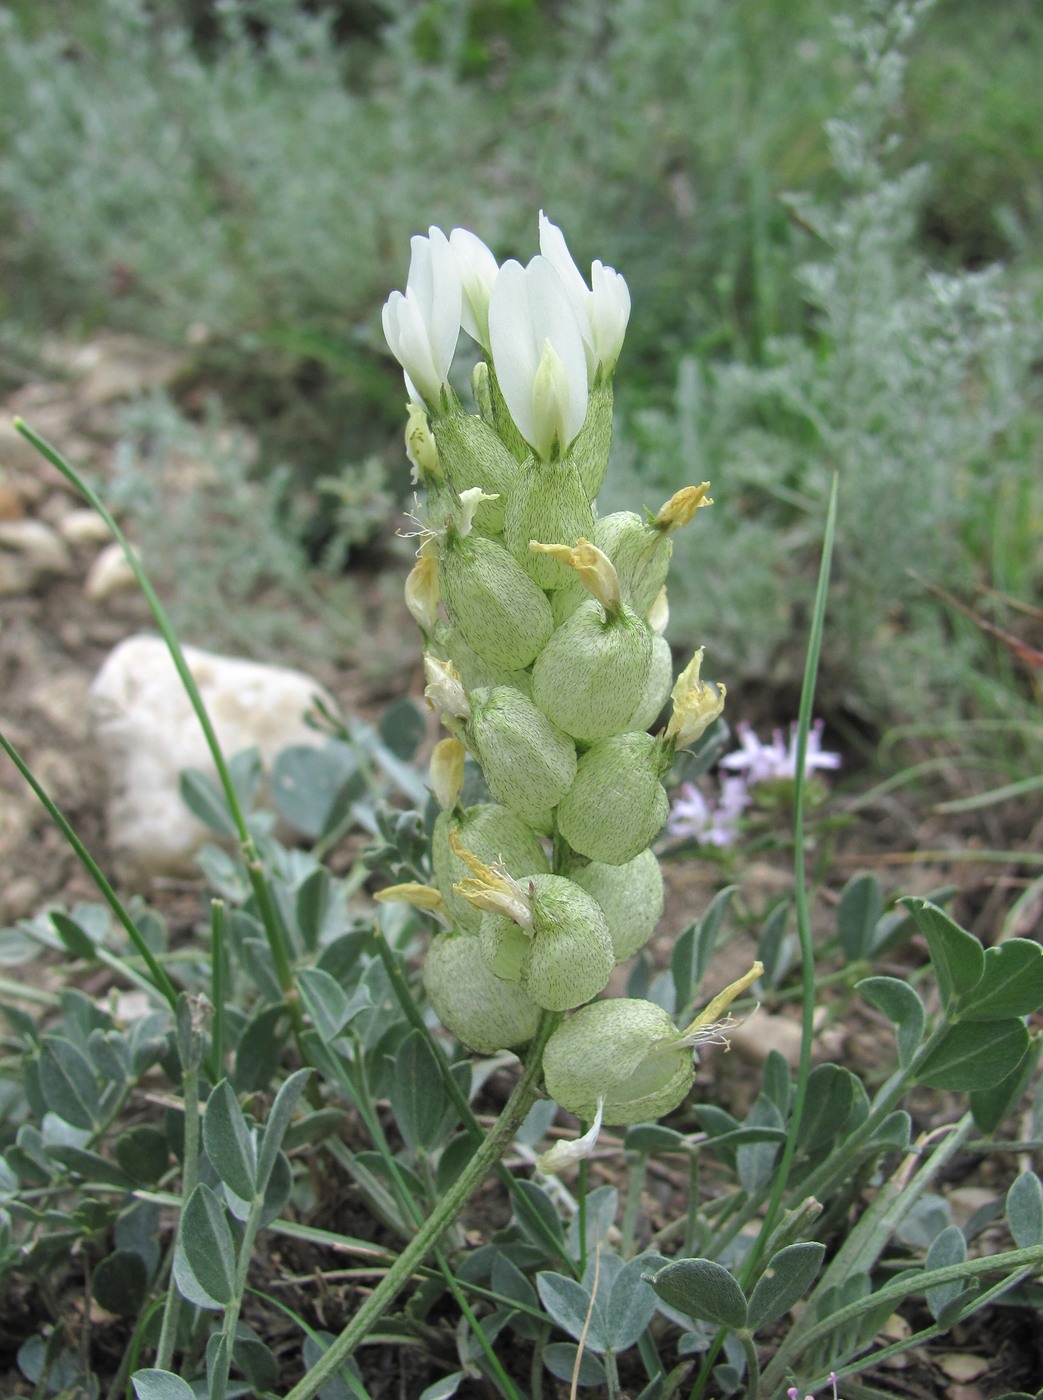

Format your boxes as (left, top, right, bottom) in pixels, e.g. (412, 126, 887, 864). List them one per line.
(666, 777, 749, 848)
(720, 719, 840, 785)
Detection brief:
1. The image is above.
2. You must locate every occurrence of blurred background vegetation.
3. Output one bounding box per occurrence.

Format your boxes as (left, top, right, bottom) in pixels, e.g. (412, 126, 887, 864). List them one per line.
(0, 0, 1039, 769)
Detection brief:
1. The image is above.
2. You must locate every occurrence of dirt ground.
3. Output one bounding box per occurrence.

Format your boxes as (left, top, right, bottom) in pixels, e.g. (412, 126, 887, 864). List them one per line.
(2, 336, 1042, 1399)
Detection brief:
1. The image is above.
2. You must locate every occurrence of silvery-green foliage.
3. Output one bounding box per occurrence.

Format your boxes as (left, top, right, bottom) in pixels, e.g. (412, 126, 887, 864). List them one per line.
(608, 1, 1041, 724)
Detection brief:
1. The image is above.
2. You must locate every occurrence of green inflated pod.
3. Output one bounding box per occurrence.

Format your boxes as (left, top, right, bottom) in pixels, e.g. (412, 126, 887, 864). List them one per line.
(423, 933, 542, 1053)
(439, 528, 553, 671)
(542, 999, 694, 1125)
(568, 380, 614, 502)
(567, 847, 664, 962)
(556, 729, 672, 864)
(467, 686, 577, 832)
(432, 803, 550, 934)
(594, 485, 711, 618)
(503, 457, 594, 591)
(531, 598, 653, 742)
(432, 621, 532, 695)
(626, 632, 673, 732)
(432, 407, 518, 536)
(550, 573, 587, 627)
(477, 874, 614, 1012)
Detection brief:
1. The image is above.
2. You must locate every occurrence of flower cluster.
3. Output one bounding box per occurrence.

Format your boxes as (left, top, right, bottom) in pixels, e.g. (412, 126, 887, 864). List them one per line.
(379, 213, 745, 1145)
(666, 719, 841, 848)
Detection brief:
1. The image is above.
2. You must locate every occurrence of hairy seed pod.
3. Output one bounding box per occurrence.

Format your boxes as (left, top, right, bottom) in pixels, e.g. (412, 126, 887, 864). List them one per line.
(542, 999, 693, 1124)
(568, 380, 614, 502)
(468, 686, 577, 831)
(440, 531, 553, 671)
(626, 632, 673, 731)
(423, 933, 542, 1053)
(504, 457, 594, 590)
(568, 848, 664, 961)
(593, 511, 672, 619)
(556, 730, 671, 864)
(478, 875, 614, 1011)
(432, 621, 532, 695)
(531, 600, 653, 741)
(432, 409, 518, 536)
(432, 803, 550, 933)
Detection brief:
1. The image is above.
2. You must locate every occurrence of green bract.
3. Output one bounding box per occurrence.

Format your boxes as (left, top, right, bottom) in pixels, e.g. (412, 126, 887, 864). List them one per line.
(503, 457, 594, 590)
(431, 803, 550, 934)
(423, 933, 542, 1053)
(467, 686, 577, 831)
(439, 530, 553, 671)
(594, 511, 672, 619)
(556, 730, 671, 864)
(531, 598, 653, 742)
(432, 408, 518, 536)
(542, 999, 694, 1124)
(568, 848, 664, 962)
(477, 874, 614, 1011)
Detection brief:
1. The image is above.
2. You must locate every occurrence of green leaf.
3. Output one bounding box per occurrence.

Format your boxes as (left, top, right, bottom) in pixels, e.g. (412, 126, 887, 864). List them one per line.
(737, 1094, 783, 1192)
(391, 1031, 448, 1156)
(512, 1178, 564, 1251)
(870, 1110, 912, 1151)
(537, 1271, 607, 1351)
(837, 874, 883, 960)
(379, 697, 426, 760)
(925, 1224, 966, 1321)
(114, 1125, 170, 1184)
(648, 1258, 748, 1331)
(207, 1331, 230, 1400)
(204, 1080, 257, 1202)
(256, 1067, 311, 1194)
(94, 1249, 149, 1315)
(916, 1019, 1029, 1092)
(901, 898, 983, 1012)
(672, 886, 736, 1008)
(271, 742, 358, 840)
(797, 1066, 857, 1154)
(971, 1038, 1039, 1134)
(298, 968, 370, 1043)
(542, 1342, 606, 1387)
(858, 976, 926, 1067)
(435, 1132, 476, 1195)
(179, 767, 239, 837)
(746, 1242, 826, 1330)
(38, 1036, 100, 1129)
(232, 1003, 290, 1093)
(173, 1183, 236, 1308)
(960, 939, 1043, 1021)
(132, 1370, 198, 1400)
(50, 912, 98, 959)
(761, 1050, 791, 1116)
(605, 1253, 660, 1351)
(233, 1324, 279, 1392)
(419, 1374, 464, 1400)
(756, 902, 794, 990)
(1007, 1172, 1043, 1248)
(296, 868, 332, 952)
(624, 1124, 686, 1155)
(48, 1144, 135, 1189)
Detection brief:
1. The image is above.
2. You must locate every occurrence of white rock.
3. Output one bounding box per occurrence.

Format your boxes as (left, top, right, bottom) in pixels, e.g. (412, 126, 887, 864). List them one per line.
(85, 541, 139, 601)
(89, 635, 338, 878)
(0, 518, 73, 595)
(58, 509, 114, 548)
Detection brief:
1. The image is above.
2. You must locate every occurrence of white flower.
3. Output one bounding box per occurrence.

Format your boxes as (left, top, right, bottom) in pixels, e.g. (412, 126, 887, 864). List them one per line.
(381, 227, 461, 409)
(487, 256, 589, 461)
(539, 211, 631, 379)
(449, 227, 499, 351)
(537, 1098, 603, 1175)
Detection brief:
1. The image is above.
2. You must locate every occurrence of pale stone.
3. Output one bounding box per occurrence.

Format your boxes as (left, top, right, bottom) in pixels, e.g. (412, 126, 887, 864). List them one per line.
(73, 333, 187, 406)
(89, 635, 338, 878)
(85, 541, 139, 601)
(57, 509, 113, 548)
(730, 1010, 804, 1067)
(0, 519, 73, 595)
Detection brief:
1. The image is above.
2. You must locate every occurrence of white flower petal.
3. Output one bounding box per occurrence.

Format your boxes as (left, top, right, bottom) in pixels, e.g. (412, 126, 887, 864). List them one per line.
(450, 227, 499, 348)
(537, 1098, 604, 1175)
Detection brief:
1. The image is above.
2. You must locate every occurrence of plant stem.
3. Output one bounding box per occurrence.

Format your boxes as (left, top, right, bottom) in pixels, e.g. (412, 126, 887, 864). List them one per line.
(283, 1013, 559, 1400)
(739, 1332, 760, 1399)
(155, 1062, 202, 1371)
